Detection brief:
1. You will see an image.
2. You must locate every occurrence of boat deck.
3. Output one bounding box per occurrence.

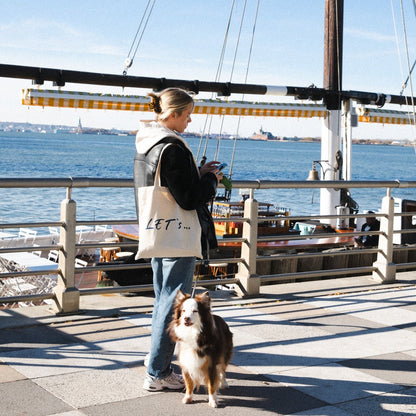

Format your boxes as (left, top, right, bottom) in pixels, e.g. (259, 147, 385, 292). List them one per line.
(113, 223, 355, 252)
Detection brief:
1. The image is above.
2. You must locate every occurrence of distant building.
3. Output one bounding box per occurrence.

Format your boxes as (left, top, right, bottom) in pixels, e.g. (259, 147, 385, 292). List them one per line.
(251, 127, 279, 141)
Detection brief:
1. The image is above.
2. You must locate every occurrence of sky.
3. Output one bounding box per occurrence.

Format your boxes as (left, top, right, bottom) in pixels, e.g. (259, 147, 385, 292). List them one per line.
(1, 0, 416, 140)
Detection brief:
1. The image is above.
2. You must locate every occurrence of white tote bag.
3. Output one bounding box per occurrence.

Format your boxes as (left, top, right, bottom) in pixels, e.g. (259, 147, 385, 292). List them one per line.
(136, 145, 202, 259)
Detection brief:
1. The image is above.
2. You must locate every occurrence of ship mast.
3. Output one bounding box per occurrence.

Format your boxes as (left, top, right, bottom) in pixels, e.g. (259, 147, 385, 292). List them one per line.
(320, 0, 344, 224)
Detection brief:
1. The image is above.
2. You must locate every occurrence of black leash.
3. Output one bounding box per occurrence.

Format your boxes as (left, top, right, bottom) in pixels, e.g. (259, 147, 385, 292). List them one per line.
(191, 239, 210, 298)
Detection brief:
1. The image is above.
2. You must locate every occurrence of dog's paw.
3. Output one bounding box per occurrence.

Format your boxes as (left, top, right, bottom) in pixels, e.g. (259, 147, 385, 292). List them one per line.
(220, 379, 229, 389)
(208, 399, 218, 408)
(183, 394, 193, 404)
(208, 395, 218, 408)
(219, 373, 229, 389)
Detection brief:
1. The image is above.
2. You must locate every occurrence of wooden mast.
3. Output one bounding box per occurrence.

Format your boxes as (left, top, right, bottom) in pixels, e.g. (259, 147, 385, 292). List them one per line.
(324, 0, 343, 108)
(320, 0, 344, 225)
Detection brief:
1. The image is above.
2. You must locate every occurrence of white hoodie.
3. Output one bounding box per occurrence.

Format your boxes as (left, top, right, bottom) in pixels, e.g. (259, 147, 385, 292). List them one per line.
(135, 121, 193, 156)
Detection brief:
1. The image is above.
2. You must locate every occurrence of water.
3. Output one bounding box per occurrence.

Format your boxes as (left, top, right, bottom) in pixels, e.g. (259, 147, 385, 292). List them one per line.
(1, 131, 416, 224)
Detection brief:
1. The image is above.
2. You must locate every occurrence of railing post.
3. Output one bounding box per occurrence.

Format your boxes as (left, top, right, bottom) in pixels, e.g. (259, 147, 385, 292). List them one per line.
(52, 188, 80, 313)
(372, 189, 396, 283)
(235, 192, 260, 296)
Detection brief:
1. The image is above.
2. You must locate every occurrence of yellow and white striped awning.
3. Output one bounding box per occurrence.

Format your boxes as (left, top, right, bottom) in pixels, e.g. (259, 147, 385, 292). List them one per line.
(22, 89, 151, 112)
(24, 89, 416, 124)
(22, 88, 327, 119)
(358, 107, 416, 125)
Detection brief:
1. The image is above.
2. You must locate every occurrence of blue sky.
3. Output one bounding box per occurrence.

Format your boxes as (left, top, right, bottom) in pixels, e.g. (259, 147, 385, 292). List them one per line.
(1, 0, 415, 140)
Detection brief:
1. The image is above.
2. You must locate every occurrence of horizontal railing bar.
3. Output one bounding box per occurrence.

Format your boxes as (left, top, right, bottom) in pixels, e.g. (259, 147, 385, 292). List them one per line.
(0, 178, 134, 188)
(256, 247, 379, 262)
(1, 178, 416, 190)
(0, 221, 64, 229)
(76, 219, 136, 226)
(80, 277, 239, 296)
(79, 262, 149, 273)
(218, 237, 246, 244)
(75, 241, 135, 250)
(393, 245, 416, 252)
(0, 245, 62, 254)
(81, 284, 155, 296)
(396, 229, 416, 235)
(202, 258, 242, 265)
(0, 292, 55, 305)
(85, 256, 243, 274)
(0, 269, 60, 279)
(260, 266, 377, 283)
(396, 262, 416, 269)
(263, 213, 388, 222)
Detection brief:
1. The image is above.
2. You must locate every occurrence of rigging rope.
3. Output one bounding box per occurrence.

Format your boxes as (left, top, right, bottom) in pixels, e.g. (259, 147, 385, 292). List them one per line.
(196, 0, 236, 162)
(214, 0, 248, 163)
(123, 0, 157, 75)
(229, 0, 260, 179)
(334, 0, 342, 140)
(196, 0, 260, 202)
(398, 0, 416, 145)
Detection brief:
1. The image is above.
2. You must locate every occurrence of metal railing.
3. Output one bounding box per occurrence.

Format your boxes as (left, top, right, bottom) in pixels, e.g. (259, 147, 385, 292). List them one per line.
(1, 177, 416, 313)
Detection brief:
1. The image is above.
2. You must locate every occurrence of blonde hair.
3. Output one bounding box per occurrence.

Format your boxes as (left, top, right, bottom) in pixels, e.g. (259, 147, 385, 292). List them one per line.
(148, 88, 194, 121)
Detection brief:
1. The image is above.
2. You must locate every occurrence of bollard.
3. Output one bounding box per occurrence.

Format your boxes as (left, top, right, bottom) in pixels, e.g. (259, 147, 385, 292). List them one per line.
(52, 192, 80, 313)
(372, 191, 396, 283)
(235, 194, 260, 296)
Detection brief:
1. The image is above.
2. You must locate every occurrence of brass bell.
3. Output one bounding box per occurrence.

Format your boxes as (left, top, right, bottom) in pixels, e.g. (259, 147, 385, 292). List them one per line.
(307, 162, 320, 181)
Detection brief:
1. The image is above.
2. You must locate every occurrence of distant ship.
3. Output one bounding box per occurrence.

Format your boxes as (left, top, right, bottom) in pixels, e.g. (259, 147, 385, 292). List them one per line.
(251, 127, 279, 141)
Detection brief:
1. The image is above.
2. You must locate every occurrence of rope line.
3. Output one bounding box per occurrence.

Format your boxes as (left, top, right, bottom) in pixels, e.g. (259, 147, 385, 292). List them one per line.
(197, 0, 236, 163)
(230, 0, 260, 179)
(123, 0, 157, 75)
(399, 0, 416, 149)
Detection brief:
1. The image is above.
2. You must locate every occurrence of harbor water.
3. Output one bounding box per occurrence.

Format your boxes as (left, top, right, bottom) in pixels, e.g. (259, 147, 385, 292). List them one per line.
(1, 131, 416, 224)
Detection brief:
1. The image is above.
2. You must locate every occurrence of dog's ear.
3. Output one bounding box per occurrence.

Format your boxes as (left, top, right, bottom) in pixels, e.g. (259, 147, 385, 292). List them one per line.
(200, 291, 211, 306)
(172, 290, 186, 322)
(175, 290, 187, 305)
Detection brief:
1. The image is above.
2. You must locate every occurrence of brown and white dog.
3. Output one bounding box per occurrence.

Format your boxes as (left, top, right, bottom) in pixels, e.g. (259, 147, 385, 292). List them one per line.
(169, 290, 233, 408)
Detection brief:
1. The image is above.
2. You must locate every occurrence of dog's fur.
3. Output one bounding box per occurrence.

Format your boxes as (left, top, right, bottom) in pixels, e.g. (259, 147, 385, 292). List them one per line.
(169, 290, 233, 408)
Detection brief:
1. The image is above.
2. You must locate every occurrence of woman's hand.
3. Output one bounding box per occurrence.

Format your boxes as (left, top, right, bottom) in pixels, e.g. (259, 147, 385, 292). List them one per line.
(199, 160, 220, 176)
(200, 160, 224, 182)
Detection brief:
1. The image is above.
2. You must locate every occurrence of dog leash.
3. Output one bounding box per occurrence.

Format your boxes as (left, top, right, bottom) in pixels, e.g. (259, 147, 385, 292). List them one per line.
(191, 239, 210, 298)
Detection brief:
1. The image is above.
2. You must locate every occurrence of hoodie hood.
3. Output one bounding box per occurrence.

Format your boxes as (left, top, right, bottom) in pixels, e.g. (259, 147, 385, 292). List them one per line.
(135, 121, 192, 154)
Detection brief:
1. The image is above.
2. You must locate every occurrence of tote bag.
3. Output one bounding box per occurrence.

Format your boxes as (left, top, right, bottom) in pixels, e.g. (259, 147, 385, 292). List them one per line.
(136, 145, 202, 259)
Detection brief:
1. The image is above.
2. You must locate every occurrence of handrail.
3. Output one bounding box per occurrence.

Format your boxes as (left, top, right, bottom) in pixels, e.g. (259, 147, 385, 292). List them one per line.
(2, 178, 416, 313)
(1, 177, 416, 189)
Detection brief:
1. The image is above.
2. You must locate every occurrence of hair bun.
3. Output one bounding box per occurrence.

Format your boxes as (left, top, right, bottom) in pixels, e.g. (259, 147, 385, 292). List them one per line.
(149, 96, 162, 114)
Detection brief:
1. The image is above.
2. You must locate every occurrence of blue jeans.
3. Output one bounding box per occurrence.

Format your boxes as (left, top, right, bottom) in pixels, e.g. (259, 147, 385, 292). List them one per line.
(147, 256, 195, 379)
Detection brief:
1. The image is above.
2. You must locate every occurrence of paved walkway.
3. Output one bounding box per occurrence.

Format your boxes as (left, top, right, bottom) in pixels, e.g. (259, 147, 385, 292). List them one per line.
(1, 272, 416, 415)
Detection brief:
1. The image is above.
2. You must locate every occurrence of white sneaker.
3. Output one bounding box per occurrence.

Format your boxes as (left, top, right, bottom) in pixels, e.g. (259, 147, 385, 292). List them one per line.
(144, 353, 150, 367)
(143, 371, 185, 392)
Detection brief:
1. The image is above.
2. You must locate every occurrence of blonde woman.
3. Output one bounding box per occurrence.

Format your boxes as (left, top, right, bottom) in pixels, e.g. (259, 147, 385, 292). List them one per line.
(134, 88, 220, 391)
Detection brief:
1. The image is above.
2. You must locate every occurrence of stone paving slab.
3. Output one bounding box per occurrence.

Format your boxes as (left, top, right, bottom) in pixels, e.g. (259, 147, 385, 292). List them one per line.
(80, 365, 328, 416)
(268, 362, 401, 405)
(0, 379, 73, 416)
(34, 366, 150, 408)
(336, 387, 416, 416)
(51, 315, 150, 343)
(0, 361, 26, 383)
(339, 352, 416, 387)
(0, 323, 79, 353)
(2, 274, 416, 415)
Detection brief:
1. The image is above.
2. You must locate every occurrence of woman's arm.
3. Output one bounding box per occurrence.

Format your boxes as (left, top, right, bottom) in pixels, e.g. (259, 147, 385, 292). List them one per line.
(160, 144, 217, 210)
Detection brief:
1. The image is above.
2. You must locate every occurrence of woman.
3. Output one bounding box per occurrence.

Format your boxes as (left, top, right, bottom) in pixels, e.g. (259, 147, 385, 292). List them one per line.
(133, 88, 220, 391)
